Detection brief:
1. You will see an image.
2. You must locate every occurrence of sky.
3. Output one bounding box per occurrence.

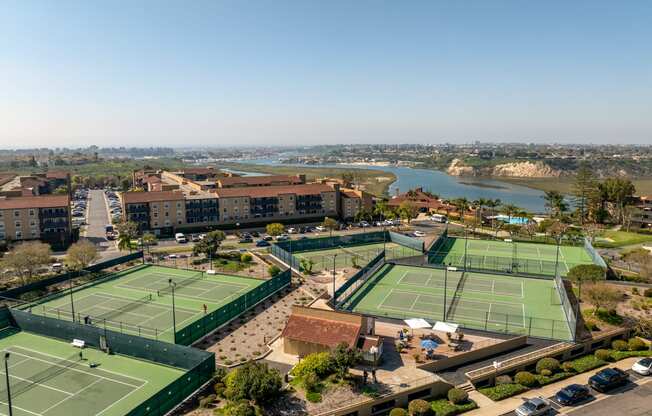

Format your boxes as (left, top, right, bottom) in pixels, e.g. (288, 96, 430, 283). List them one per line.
(1, 0, 651, 148)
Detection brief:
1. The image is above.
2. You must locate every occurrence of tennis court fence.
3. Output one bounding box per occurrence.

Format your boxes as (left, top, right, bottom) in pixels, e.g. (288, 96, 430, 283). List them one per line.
(333, 251, 386, 308)
(174, 268, 291, 346)
(271, 231, 424, 273)
(350, 306, 574, 341)
(6, 307, 215, 416)
(555, 273, 579, 341)
(584, 237, 608, 269)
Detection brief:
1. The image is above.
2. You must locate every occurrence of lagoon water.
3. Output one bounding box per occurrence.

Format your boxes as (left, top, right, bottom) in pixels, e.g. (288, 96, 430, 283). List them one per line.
(230, 158, 548, 213)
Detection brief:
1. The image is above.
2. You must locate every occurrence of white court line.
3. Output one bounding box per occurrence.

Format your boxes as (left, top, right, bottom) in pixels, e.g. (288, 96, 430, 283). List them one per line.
(95, 378, 147, 416)
(520, 281, 524, 298)
(41, 379, 104, 414)
(521, 303, 526, 328)
(7, 348, 146, 388)
(491, 279, 495, 294)
(376, 288, 396, 310)
(0, 400, 41, 416)
(396, 271, 408, 285)
(0, 370, 74, 396)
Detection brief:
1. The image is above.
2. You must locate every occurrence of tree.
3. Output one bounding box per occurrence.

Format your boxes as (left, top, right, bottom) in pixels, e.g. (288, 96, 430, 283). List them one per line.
(266, 223, 284, 237)
(299, 258, 315, 274)
(398, 201, 419, 224)
(572, 163, 598, 225)
(598, 178, 636, 224)
(500, 203, 520, 223)
(373, 200, 389, 221)
(224, 362, 282, 404)
(193, 230, 226, 259)
(322, 217, 339, 237)
(3, 242, 53, 284)
(65, 240, 99, 271)
(52, 186, 69, 195)
(543, 191, 568, 218)
(116, 221, 139, 252)
(341, 172, 355, 186)
(451, 198, 470, 223)
(567, 264, 606, 300)
(583, 284, 622, 315)
(141, 232, 157, 254)
(331, 343, 361, 379)
(268, 265, 281, 276)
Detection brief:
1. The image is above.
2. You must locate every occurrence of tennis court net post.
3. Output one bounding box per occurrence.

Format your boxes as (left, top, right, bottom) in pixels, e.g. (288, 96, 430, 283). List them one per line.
(446, 268, 466, 320)
(159, 271, 204, 296)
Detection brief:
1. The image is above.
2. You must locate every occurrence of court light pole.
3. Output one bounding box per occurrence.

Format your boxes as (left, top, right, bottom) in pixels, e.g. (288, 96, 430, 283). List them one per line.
(169, 279, 177, 343)
(443, 266, 448, 321)
(4, 352, 13, 416)
(332, 253, 338, 301)
(69, 270, 76, 323)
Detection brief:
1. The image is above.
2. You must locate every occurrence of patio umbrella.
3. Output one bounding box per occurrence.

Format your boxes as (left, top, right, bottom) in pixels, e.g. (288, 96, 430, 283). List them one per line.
(420, 339, 438, 350)
(404, 318, 431, 329)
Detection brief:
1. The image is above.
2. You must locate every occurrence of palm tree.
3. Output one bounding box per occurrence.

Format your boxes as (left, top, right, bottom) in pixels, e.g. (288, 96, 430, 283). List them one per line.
(117, 233, 133, 253)
(473, 198, 490, 227)
(452, 198, 470, 223)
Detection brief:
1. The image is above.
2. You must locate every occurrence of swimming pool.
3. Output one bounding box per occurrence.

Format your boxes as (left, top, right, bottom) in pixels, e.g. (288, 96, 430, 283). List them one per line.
(495, 214, 530, 225)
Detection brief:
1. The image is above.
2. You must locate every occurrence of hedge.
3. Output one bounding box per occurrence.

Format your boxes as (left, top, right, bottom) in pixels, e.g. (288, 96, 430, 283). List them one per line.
(478, 383, 529, 401)
(430, 399, 477, 416)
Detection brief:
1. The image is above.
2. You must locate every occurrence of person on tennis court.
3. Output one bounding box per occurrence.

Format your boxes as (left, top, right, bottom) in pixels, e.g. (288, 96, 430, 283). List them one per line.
(203, 304, 208, 314)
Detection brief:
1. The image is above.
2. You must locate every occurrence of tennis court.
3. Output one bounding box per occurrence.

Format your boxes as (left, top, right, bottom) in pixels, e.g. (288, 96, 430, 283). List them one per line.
(346, 263, 573, 340)
(294, 242, 422, 272)
(29, 265, 263, 343)
(430, 237, 596, 276)
(0, 329, 183, 416)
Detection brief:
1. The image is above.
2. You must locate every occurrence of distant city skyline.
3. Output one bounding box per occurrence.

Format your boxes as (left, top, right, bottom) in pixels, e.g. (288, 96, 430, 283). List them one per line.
(1, 1, 650, 148)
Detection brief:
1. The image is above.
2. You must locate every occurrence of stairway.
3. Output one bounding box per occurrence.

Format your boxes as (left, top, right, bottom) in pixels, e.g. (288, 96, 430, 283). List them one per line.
(457, 381, 475, 393)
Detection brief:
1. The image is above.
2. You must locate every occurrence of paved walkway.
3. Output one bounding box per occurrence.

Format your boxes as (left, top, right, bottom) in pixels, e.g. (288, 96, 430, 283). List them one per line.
(465, 357, 650, 416)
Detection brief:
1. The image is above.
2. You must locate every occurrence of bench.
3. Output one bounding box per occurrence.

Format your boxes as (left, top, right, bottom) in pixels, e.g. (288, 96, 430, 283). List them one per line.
(71, 339, 85, 348)
(206, 269, 216, 275)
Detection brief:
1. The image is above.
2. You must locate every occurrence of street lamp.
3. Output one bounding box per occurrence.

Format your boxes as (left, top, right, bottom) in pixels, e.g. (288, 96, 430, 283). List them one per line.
(4, 352, 13, 416)
(169, 279, 177, 343)
(68, 267, 76, 323)
(369, 345, 379, 384)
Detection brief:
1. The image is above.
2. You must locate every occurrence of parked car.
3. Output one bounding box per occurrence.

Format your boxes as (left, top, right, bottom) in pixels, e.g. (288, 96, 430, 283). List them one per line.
(588, 367, 628, 392)
(250, 231, 260, 237)
(315, 226, 326, 232)
(287, 227, 297, 234)
(175, 233, 187, 243)
(555, 384, 591, 405)
(276, 234, 290, 241)
(255, 240, 271, 247)
(632, 357, 652, 376)
(515, 397, 551, 416)
(239, 236, 253, 243)
(190, 234, 200, 242)
(413, 230, 426, 237)
(430, 214, 448, 223)
(358, 221, 370, 228)
(262, 235, 274, 241)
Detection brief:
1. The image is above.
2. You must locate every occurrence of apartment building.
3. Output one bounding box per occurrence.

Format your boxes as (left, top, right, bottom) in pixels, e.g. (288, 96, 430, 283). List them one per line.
(631, 195, 652, 230)
(0, 195, 73, 249)
(340, 188, 374, 220)
(120, 183, 340, 235)
(216, 175, 305, 188)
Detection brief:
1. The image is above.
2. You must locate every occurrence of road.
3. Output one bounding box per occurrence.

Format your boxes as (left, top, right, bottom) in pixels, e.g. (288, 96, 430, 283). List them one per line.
(83, 189, 118, 259)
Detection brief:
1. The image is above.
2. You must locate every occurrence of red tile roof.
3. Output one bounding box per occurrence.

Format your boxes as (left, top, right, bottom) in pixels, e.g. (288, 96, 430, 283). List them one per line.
(215, 183, 334, 198)
(0, 195, 70, 210)
(218, 175, 303, 187)
(45, 171, 69, 179)
(121, 191, 184, 204)
(281, 314, 361, 349)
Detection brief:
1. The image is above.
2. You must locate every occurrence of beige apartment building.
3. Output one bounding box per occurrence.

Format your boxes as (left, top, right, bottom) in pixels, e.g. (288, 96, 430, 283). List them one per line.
(0, 195, 73, 249)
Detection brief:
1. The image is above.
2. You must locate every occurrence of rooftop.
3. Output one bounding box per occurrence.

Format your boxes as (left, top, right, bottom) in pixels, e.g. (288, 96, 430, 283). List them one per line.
(121, 191, 185, 204)
(281, 306, 362, 349)
(215, 183, 334, 198)
(0, 195, 70, 210)
(218, 175, 303, 187)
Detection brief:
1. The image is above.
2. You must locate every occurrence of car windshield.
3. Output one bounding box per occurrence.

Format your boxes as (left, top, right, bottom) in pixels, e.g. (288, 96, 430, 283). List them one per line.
(639, 358, 652, 366)
(521, 402, 537, 410)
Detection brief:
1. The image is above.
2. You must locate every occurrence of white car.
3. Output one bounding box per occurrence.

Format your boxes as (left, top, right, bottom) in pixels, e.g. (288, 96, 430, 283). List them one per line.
(515, 397, 551, 416)
(315, 226, 326, 232)
(413, 230, 426, 237)
(632, 357, 652, 376)
(287, 227, 297, 234)
(175, 233, 187, 243)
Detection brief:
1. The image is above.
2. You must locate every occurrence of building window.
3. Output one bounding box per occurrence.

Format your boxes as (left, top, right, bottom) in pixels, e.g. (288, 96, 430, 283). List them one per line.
(14, 221, 21, 228)
(30, 220, 36, 228)
(154, 222, 159, 227)
(30, 230, 38, 238)
(29, 209, 35, 216)
(15, 231, 22, 239)
(14, 210, 20, 218)
(178, 220, 182, 225)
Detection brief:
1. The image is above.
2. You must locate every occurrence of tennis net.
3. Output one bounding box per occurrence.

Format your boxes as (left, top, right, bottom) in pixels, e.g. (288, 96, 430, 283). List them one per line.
(0, 351, 80, 398)
(159, 271, 204, 296)
(446, 271, 467, 319)
(95, 294, 153, 321)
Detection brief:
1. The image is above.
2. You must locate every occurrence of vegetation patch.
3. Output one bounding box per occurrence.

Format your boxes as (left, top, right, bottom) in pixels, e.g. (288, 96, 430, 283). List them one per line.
(430, 398, 477, 416)
(478, 383, 529, 401)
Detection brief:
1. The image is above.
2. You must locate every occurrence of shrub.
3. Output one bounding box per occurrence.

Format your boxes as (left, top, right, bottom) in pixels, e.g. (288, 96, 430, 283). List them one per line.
(495, 375, 513, 385)
(302, 373, 320, 392)
(644, 288, 652, 298)
(305, 391, 322, 403)
(408, 399, 431, 415)
(430, 398, 478, 416)
(447, 388, 469, 405)
(389, 409, 409, 416)
(539, 369, 552, 376)
(612, 339, 628, 351)
(595, 349, 612, 361)
(198, 394, 216, 408)
(561, 361, 576, 373)
(478, 383, 529, 401)
(290, 352, 333, 379)
(584, 318, 599, 331)
(628, 337, 647, 351)
(514, 371, 537, 387)
(224, 362, 282, 404)
(536, 357, 560, 374)
(240, 253, 253, 263)
(268, 265, 281, 277)
(214, 382, 226, 397)
(572, 354, 606, 372)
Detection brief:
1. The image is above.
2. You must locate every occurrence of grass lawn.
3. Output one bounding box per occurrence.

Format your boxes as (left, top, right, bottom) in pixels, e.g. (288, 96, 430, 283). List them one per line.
(495, 176, 652, 195)
(593, 230, 652, 248)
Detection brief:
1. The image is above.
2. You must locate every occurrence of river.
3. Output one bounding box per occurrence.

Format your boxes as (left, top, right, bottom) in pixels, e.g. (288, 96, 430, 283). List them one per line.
(227, 158, 548, 213)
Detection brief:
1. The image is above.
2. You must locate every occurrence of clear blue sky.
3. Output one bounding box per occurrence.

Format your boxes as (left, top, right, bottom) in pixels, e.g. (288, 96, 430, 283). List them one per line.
(1, 0, 650, 148)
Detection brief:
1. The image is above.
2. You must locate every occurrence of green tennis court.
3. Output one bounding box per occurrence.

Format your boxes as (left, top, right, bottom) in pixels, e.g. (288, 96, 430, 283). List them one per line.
(0, 329, 183, 416)
(294, 242, 422, 272)
(345, 263, 573, 340)
(28, 265, 263, 343)
(430, 237, 596, 276)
